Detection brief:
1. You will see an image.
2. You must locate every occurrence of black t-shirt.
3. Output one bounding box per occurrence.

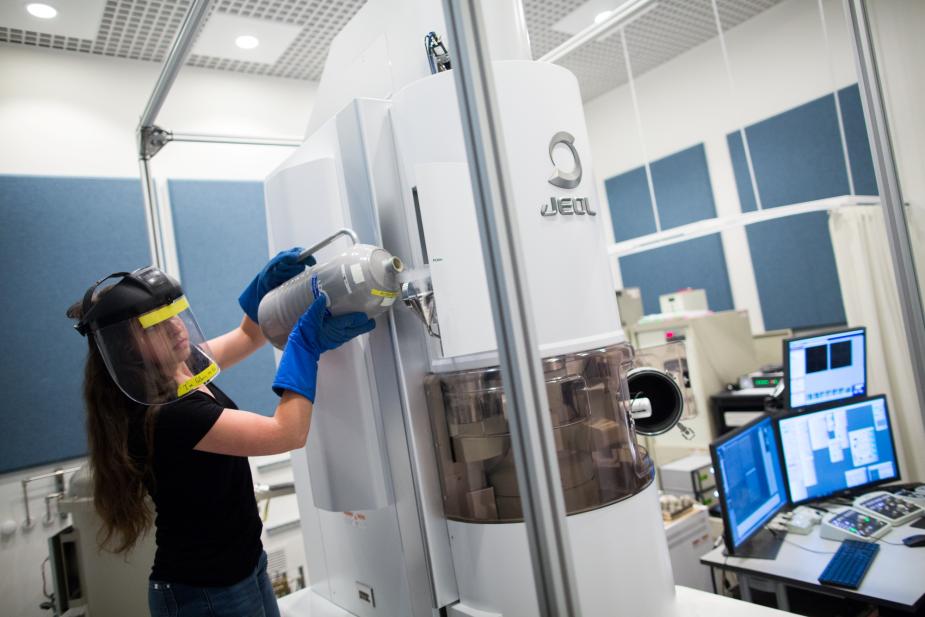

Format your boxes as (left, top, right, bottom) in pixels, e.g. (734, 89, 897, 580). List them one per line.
(128, 382, 263, 586)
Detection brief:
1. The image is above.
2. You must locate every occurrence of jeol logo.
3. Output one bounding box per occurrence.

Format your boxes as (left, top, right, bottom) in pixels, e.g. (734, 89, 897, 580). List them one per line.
(542, 131, 596, 217)
(547, 131, 582, 189)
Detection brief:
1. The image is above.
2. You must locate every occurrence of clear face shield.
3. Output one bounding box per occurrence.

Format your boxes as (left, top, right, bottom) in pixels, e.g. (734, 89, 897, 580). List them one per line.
(75, 268, 220, 406)
(94, 296, 219, 405)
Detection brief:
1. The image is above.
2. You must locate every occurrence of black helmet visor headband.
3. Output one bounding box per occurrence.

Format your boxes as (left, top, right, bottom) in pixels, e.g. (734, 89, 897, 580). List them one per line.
(74, 268, 183, 336)
(74, 272, 130, 336)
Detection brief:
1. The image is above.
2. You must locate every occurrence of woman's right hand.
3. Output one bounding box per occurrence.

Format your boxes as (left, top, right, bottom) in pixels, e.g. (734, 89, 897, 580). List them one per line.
(272, 295, 375, 401)
(238, 247, 312, 323)
(294, 294, 376, 359)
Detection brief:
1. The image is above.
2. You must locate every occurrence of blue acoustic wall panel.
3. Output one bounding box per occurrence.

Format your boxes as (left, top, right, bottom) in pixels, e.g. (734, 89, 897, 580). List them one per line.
(607, 144, 728, 317)
(725, 85, 875, 331)
(838, 84, 878, 196)
(605, 143, 717, 240)
(746, 212, 846, 331)
(618, 234, 734, 315)
(0, 175, 150, 473)
(734, 93, 850, 209)
(605, 166, 657, 242)
(727, 85, 877, 209)
(650, 143, 718, 228)
(168, 180, 278, 416)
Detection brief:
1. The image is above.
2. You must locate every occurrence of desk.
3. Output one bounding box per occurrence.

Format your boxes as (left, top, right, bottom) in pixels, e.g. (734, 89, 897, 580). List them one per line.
(701, 519, 925, 613)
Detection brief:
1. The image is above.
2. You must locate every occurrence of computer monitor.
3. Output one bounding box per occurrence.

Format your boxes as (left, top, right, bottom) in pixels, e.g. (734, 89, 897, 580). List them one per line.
(777, 395, 899, 505)
(711, 415, 788, 558)
(784, 327, 866, 410)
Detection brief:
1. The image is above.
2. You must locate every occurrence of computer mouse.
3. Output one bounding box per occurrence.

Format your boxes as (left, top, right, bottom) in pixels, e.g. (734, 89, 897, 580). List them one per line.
(902, 534, 925, 547)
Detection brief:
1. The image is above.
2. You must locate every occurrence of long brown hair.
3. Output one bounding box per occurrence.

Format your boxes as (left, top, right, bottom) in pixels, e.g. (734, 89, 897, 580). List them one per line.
(67, 292, 159, 554)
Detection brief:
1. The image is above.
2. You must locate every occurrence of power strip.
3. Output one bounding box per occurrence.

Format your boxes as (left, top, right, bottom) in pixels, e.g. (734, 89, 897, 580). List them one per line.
(786, 508, 820, 534)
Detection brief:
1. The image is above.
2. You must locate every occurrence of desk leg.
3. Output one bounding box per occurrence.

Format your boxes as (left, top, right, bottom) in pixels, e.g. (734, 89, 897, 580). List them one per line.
(737, 574, 791, 612)
(774, 582, 790, 613)
(739, 574, 753, 603)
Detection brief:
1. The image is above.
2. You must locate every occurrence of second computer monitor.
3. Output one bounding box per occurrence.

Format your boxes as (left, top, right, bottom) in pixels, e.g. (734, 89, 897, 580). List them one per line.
(785, 326, 866, 410)
(778, 395, 899, 505)
(711, 415, 787, 556)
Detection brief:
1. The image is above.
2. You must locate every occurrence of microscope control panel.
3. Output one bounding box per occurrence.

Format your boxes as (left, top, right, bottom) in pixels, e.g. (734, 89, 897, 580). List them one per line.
(820, 508, 890, 542)
(853, 491, 925, 526)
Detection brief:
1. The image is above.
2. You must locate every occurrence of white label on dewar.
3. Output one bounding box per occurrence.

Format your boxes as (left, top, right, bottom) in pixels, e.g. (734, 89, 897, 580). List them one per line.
(350, 263, 366, 285)
(381, 296, 396, 307)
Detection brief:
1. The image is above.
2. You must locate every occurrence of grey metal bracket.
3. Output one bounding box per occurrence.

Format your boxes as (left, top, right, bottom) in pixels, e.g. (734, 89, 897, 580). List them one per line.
(139, 125, 173, 160)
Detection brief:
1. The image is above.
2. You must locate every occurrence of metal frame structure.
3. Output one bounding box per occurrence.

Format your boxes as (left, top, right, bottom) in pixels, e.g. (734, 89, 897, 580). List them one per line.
(538, 0, 657, 63)
(20, 465, 82, 529)
(846, 0, 925, 436)
(135, 0, 300, 270)
(441, 2, 581, 616)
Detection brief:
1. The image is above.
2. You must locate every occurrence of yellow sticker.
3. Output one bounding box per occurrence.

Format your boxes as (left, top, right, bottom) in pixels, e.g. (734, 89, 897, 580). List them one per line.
(138, 296, 190, 329)
(371, 289, 398, 298)
(176, 362, 219, 397)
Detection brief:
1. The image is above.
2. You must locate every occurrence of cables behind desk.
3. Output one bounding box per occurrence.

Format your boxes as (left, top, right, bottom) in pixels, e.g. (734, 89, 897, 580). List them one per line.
(769, 528, 837, 555)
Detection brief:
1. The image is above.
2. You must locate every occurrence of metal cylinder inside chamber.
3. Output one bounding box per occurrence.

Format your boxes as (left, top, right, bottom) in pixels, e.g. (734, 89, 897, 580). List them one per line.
(424, 343, 654, 523)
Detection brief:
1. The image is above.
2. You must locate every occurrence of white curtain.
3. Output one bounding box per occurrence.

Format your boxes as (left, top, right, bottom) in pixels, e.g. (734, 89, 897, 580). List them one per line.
(829, 205, 925, 481)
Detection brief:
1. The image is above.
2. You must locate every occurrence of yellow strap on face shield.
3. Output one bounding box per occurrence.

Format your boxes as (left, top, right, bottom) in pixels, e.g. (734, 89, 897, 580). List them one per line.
(176, 362, 219, 397)
(138, 296, 190, 329)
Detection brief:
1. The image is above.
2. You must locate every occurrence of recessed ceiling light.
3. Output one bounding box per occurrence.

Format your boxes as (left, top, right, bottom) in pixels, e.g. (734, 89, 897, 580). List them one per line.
(593, 10, 614, 24)
(235, 35, 259, 50)
(25, 3, 57, 19)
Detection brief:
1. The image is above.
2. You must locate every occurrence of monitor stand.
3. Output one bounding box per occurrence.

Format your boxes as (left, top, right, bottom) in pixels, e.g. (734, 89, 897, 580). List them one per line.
(723, 527, 785, 560)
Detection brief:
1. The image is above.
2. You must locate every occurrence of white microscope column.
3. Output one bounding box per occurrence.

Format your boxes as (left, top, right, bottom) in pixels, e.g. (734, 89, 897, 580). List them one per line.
(263, 2, 679, 615)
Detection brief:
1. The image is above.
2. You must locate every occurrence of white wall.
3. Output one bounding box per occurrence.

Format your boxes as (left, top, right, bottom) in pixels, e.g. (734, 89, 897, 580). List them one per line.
(0, 43, 316, 179)
(0, 460, 84, 617)
(584, 0, 858, 334)
(0, 44, 317, 617)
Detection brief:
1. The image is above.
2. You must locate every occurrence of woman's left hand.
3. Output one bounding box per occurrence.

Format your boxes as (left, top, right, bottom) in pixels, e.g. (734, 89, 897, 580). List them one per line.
(238, 247, 315, 323)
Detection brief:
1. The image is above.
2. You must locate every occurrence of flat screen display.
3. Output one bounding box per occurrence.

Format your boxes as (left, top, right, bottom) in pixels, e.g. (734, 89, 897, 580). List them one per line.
(777, 395, 899, 505)
(711, 415, 787, 551)
(785, 327, 866, 410)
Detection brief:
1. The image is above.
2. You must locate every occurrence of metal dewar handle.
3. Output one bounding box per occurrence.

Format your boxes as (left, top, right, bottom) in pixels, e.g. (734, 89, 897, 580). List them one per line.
(298, 228, 358, 263)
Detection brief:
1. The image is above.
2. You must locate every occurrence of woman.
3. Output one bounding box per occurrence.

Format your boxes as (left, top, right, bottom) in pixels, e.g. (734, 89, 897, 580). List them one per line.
(67, 250, 374, 617)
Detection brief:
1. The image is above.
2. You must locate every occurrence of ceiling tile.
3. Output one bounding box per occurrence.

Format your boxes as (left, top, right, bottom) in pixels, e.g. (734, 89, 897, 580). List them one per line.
(0, 0, 784, 101)
(192, 12, 302, 64)
(0, 0, 108, 40)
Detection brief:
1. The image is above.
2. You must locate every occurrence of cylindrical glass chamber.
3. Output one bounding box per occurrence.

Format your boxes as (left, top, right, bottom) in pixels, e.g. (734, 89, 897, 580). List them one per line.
(424, 343, 654, 523)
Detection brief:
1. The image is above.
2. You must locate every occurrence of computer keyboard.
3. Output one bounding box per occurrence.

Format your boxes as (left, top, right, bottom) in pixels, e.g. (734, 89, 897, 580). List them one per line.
(818, 539, 880, 589)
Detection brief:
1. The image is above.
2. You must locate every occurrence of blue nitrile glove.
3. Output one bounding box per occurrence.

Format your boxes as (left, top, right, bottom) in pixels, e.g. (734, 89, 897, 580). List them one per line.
(272, 294, 376, 401)
(238, 247, 316, 323)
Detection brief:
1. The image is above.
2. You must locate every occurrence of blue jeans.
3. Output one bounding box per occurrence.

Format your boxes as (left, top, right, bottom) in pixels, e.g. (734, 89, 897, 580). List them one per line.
(148, 551, 280, 617)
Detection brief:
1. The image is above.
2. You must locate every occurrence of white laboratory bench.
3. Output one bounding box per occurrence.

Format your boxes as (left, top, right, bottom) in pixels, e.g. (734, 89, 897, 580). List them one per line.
(278, 585, 794, 617)
(701, 515, 925, 613)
